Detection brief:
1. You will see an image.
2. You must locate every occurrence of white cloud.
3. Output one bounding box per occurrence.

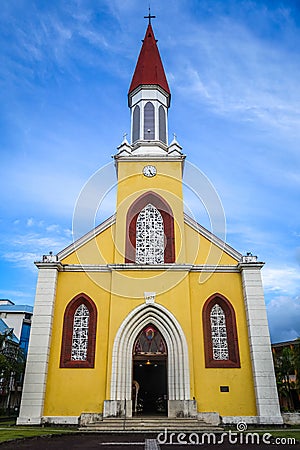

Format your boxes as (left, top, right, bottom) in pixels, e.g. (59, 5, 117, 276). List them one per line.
(0, 289, 32, 300)
(267, 295, 300, 343)
(11, 234, 68, 250)
(3, 251, 41, 271)
(0, 221, 72, 271)
(26, 218, 34, 227)
(46, 224, 61, 233)
(262, 266, 300, 296)
(172, 14, 300, 134)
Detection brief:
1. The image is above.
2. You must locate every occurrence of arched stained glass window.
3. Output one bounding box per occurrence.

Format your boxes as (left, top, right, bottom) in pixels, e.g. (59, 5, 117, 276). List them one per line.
(60, 294, 97, 368)
(132, 105, 140, 142)
(144, 102, 155, 140)
(202, 294, 240, 368)
(136, 203, 164, 264)
(133, 325, 167, 355)
(125, 192, 175, 264)
(159, 105, 166, 143)
(210, 304, 229, 361)
(71, 304, 90, 361)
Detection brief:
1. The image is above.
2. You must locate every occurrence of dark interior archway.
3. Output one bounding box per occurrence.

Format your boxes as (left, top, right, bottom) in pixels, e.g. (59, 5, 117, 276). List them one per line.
(132, 324, 168, 416)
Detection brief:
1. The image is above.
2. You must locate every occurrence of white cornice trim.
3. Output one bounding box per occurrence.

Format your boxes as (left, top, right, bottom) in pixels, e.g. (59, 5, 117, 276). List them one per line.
(190, 265, 239, 273)
(34, 262, 63, 270)
(108, 263, 193, 271)
(128, 84, 170, 107)
(114, 155, 186, 162)
(57, 214, 116, 261)
(53, 263, 239, 273)
(238, 262, 265, 270)
(61, 265, 111, 272)
(184, 213, 242, 261)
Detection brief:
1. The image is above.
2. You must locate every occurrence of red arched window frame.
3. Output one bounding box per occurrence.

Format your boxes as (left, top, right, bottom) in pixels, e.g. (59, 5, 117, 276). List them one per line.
(202, 293, 240, 368)
(125, 191, 175, 263)
(60, 293, 97, 368)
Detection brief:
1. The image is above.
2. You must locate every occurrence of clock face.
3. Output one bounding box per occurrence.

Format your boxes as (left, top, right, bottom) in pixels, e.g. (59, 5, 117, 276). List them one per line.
(143, 165, 157, 177)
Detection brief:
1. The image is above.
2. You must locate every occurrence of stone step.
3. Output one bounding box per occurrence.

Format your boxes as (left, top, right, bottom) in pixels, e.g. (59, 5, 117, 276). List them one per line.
(81, 425, 220, 432)
(79, 417, 221, 432)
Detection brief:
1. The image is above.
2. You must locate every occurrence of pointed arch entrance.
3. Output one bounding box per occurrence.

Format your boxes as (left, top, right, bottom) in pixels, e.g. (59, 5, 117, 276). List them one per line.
(132, 324, 168, 415)
(104, 303, 195, 418)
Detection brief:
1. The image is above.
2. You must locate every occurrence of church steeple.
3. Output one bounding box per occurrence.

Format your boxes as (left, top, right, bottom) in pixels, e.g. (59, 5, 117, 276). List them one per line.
(128, 23, 170, 97)
(127, 22, 172, 154)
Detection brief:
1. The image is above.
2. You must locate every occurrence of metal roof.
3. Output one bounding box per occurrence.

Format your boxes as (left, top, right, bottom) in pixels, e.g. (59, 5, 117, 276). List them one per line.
(0, 319, 19, 344)
(128, 23, 170, 95)
(0, 305, 33, 314)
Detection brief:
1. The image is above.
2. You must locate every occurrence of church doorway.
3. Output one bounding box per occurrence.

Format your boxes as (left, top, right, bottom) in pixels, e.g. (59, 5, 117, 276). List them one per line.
(132, 324, 168, 416)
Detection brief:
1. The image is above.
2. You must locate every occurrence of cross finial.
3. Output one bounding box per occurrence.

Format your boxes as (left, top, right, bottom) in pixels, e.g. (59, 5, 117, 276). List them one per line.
(144, 6, 156, 24)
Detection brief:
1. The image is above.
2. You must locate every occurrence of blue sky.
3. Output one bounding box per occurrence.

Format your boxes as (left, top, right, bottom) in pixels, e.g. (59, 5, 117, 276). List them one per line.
(0, 0, 300, 343)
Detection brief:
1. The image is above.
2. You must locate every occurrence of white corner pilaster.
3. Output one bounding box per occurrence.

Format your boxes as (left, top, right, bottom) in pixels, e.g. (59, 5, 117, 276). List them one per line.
(239, 260, 282, 424)
(17, 263, 60, 425)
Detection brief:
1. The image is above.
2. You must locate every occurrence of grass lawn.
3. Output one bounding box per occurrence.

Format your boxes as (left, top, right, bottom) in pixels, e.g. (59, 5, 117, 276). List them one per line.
(224, 427, 300, 444)
(0, 421, 77, 443)
(258, 428, 300, 441)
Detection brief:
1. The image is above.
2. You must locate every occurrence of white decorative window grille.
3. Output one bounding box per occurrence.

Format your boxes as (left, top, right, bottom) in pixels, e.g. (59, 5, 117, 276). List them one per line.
(210, 304, 229, 360)
(136, 203, 164, 264)
(71, 304, 89, 361)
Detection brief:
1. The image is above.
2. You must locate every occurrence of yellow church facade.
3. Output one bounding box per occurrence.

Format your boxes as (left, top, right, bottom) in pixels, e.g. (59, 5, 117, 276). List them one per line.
(18, 22, 282, 426)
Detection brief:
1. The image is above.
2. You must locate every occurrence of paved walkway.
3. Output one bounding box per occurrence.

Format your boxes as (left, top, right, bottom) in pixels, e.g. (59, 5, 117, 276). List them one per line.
(0, 432, 299, 449)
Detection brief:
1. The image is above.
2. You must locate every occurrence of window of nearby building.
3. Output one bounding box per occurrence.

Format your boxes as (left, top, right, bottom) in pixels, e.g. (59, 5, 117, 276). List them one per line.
(202, 294, 240, 368)
(19, 322, 31, 358)
(60, 294, 97, 368)
(144, 102, 155, 140)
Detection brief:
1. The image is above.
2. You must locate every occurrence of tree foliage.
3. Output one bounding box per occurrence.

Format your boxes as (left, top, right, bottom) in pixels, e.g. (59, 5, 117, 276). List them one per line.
(273, 340, 300, 411)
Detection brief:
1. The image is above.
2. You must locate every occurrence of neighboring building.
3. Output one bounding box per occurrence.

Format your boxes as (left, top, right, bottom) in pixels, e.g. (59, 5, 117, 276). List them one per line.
(0, 300, 33, 357)
(18, 20, 282, 426)
(0, 300, 33, 412)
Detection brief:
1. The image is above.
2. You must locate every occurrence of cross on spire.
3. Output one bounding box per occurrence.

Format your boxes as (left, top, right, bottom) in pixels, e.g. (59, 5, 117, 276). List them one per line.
(144, 6, 156, 24)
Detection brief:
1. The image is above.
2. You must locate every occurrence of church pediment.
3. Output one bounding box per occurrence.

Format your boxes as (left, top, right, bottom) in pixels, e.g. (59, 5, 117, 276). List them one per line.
(55, 210, 241, 267)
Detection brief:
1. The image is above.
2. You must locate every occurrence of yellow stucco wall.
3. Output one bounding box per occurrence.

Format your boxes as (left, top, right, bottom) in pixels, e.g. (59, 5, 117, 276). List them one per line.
(43, 158, 256, 418)
(61, 224, 115, 265)
(43, 272, 112, 416)
(189, 272, 256, 416)
(43, 268, 256, 417)
(184, 223, 239, 266)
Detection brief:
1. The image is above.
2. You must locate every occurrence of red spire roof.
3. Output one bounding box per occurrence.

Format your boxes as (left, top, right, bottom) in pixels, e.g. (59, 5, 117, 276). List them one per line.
(129, 23, 170, 95)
